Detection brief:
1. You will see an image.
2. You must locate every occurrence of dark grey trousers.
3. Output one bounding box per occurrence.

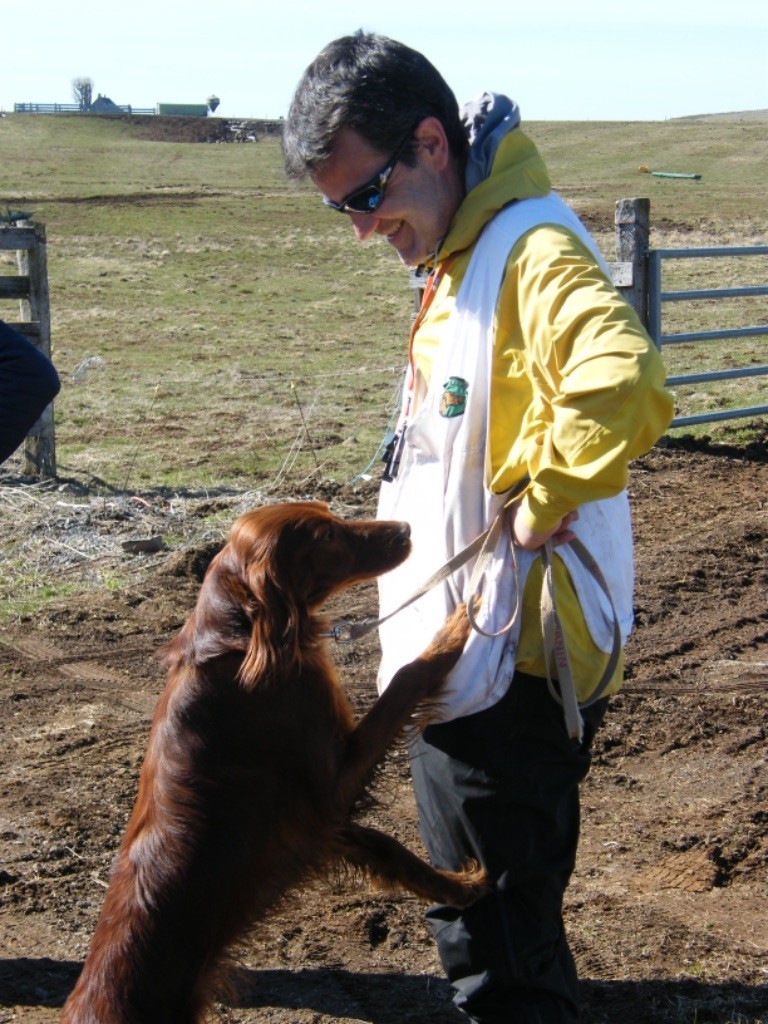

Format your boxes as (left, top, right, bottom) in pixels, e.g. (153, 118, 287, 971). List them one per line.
(409, 672, 608, 1024)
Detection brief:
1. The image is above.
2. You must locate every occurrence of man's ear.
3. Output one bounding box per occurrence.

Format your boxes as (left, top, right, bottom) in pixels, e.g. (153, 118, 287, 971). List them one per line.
(413, 116, 451, 171)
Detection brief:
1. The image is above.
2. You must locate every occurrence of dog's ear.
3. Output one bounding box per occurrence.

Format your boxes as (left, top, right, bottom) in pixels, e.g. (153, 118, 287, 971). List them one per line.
(237, 551, 303, 688)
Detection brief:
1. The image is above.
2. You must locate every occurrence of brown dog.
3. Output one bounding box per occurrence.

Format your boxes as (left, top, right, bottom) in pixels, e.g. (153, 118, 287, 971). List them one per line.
(61, 501, 487, 1023)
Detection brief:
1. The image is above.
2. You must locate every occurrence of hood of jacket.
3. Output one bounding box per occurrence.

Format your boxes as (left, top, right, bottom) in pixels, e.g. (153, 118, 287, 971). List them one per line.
(433, 92, 552, 265)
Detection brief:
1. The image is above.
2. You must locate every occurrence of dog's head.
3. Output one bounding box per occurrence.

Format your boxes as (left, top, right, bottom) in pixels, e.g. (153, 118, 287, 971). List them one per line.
(228, 501, 411, 608)
(170, 501, 411, 685)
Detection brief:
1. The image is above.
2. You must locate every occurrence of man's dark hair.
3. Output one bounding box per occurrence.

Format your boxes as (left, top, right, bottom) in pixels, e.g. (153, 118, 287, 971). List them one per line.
(283, 31, 467, 180)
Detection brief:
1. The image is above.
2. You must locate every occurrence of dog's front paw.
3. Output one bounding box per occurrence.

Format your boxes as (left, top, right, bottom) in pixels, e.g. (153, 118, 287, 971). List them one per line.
(408, 604, 472, 705)
(437, 860, 491, 908)
(419, 599, 478, 675)
(392, 601, 481, 712)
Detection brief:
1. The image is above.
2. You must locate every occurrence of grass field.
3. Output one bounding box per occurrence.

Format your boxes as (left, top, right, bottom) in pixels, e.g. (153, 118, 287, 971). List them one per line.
(0, 112, 766, 493)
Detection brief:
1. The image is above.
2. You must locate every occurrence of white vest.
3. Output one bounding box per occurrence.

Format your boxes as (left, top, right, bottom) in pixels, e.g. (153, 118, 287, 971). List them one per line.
(377, 194, 635, 722)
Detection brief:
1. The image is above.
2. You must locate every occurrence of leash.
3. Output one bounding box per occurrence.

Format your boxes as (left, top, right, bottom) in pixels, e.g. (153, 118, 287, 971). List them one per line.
(540, 537, 622, 742)
(322, 483, 622, 743)
(322, 477, 530, 644)
(321, 508, 507, 643)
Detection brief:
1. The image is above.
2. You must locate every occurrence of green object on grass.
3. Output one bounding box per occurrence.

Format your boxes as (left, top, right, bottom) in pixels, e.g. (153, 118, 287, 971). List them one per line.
(650, 171, 701, 179)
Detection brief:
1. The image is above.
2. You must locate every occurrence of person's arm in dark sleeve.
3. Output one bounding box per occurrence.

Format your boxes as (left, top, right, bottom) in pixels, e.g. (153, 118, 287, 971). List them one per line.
(0, 319, 61, 464)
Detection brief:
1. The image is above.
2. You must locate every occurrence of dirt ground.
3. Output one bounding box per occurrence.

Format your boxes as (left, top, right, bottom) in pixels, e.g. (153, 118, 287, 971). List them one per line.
(1, 435, 767, 1024)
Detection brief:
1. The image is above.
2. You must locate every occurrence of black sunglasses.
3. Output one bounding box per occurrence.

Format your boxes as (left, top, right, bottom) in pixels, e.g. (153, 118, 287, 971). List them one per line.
(322, 129, 414, 215)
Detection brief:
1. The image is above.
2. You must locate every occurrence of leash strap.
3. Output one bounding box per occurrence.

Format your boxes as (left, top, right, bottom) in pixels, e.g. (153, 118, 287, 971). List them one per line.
(326, 477, 530, 644)
(324, 484, 622, 744)
(540, 537, 622, 742)
(325, 518, 498, 643)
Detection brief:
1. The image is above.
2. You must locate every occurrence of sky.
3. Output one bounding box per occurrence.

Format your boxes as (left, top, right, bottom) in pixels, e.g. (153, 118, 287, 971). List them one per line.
(1, 0, 766, 122)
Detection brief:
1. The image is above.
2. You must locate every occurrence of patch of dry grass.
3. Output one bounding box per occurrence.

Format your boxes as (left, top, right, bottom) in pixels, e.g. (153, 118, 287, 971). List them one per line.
(0, 115, 765, 493)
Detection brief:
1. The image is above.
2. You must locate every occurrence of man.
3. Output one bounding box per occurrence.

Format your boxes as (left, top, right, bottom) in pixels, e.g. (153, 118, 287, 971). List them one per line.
(283, 32, 673, 1024)
(0, 319, 60, 465)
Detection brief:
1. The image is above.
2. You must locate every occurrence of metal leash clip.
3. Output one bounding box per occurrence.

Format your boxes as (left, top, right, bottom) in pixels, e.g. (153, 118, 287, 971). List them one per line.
(321, 620, 373, 644)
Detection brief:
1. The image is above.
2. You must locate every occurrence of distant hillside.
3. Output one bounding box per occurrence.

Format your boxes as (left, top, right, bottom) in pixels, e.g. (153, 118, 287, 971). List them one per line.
(673, 109, 768, 122)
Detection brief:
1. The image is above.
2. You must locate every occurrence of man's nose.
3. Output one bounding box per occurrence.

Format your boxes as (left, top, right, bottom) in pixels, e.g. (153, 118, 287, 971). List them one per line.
(348, 212, 379, 241)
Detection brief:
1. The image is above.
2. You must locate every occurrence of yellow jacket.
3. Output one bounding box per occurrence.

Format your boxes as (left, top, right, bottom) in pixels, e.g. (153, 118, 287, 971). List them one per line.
(413, 128, 673, 698)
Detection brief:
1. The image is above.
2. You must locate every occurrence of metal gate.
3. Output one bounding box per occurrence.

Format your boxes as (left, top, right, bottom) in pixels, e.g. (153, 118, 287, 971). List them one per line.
(647, 245, 768, 428)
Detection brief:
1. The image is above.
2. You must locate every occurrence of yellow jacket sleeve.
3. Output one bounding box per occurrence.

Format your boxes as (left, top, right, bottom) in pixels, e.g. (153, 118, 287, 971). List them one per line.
(488, 224, 674, 531)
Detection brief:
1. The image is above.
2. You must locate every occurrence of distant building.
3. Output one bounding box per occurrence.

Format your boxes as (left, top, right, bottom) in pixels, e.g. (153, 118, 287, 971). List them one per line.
(156, 103, 209, 117)
(91, 94, 122, 114)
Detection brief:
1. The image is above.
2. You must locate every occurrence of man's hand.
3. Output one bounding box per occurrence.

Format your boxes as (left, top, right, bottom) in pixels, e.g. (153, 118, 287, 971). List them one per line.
(510, 506, 579, 552)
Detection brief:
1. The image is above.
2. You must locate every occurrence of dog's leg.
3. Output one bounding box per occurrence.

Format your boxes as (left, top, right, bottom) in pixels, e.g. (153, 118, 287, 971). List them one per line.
(337, 603, 470, 808)
(339, 822, 488, 908)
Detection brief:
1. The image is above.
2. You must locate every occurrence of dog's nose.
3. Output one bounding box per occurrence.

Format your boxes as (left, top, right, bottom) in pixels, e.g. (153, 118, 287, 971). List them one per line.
(399, 522, 411, 539)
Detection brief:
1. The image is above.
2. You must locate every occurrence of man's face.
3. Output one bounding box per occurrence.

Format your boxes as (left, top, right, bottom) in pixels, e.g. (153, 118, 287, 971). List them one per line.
(311, 121, 461, 268)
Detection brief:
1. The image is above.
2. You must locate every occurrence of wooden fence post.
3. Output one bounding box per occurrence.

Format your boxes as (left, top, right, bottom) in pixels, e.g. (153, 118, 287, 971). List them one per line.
(614, 198, 650, 328)
(20, 226, 56, 478)
(0, 222, 57, 478)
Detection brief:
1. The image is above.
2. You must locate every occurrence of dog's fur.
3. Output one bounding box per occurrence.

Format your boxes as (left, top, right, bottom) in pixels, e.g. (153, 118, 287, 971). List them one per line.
(61, 501, 487, 1023)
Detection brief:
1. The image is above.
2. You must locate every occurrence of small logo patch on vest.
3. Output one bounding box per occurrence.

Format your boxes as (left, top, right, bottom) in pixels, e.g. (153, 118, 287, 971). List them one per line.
(440, 376, 469, 418)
